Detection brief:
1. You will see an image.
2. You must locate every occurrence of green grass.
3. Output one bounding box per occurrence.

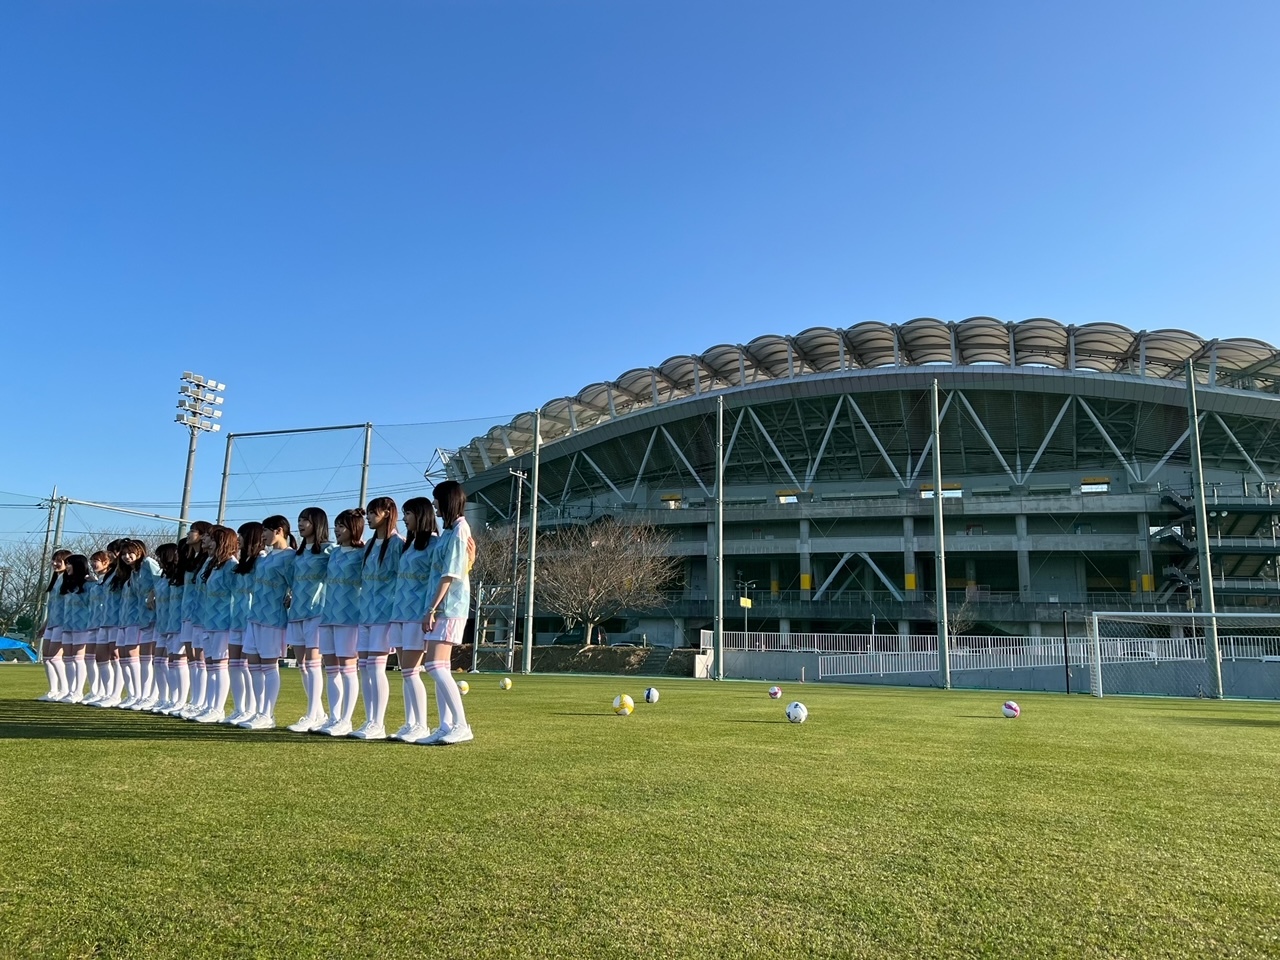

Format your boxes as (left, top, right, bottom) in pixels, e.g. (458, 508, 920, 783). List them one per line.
(2, 666, 1279, 959)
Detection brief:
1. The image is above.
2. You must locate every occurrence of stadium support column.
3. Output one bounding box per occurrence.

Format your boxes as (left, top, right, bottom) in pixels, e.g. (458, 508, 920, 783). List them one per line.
(799, 519, 812, 599)
(521, 411, 541, 675)
(931, 379, 951, 690)
(769, 560, 780, 598)
(1136, 512, 1154, 596)
(359, 423, 373, 509)
(713, 396, 725, 680)
(216, 433, 234, 524)
(1186, 362, 1223, 699)
(1016, 514, 1031, 600)
(903, 516, 917, 598)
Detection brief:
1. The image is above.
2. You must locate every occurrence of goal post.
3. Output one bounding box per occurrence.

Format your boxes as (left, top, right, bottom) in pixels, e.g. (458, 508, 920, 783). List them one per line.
(1088, 611, 1280, 700)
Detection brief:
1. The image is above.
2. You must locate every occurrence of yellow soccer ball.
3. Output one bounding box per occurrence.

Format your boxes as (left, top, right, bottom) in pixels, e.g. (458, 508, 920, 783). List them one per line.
(613, 694, 635, 716)
(499, 677, 513, 690)
(457, 680, 469, 695)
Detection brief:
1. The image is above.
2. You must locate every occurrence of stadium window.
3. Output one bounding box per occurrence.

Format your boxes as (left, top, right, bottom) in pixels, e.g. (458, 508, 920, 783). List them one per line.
(777, 494, 798, 504)
(1081, 478, 1111, 494)
(920, 486, 963, 499)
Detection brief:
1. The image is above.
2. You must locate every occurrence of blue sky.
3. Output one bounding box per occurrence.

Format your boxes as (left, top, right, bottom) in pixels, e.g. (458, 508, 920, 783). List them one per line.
(2, 1, 1278, 538)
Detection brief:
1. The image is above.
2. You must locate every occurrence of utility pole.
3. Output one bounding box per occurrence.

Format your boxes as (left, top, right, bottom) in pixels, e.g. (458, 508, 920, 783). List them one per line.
(521, 411, 541, 674)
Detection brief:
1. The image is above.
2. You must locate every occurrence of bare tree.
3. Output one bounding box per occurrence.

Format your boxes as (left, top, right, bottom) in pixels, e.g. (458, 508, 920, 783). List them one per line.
(927, 596, 979, 637)
(534, 518, 679, 644)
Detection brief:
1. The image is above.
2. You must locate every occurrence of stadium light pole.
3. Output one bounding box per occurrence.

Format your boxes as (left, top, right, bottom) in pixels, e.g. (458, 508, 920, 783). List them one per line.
(1185, 360, 1224, 698)
(931, 379, 951, 690)
(176, 372, 226, 538)
(521, 412, 541, 675)
(713, 395, 725, 679)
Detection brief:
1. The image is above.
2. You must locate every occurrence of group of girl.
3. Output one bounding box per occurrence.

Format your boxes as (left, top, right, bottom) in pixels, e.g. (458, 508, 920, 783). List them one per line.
(35, 480, 475, 745)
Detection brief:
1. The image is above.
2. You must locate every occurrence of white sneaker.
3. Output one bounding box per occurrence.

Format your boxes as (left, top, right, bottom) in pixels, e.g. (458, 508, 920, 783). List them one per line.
(405, 725, 434, 744)
(99, 697, 122, 709)
(138, 697, 158, 711)
(82, 694, 102, 707)
(438, 724, 474, 745)
(390, 722, 415, 741)
(179, 704, 201, 720)
(67, 693, 84, 705)
(36, 693, 54, 702)
(225, 710, 247, 726)
(194, 709, 225, 724)
(349, 720, 372, 739)
(245, 715, 275, 731)
(361, 722, 387, 741)
(287, 715, 324, 734)
(416, 726, 447, 745)
(325, 719, 353, 737)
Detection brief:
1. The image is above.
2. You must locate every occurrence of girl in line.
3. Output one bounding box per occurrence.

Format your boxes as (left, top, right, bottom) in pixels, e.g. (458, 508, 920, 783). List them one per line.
(150, 542, 182, 713)
(37, 550, 71, 702)
(177, 524, 212, 719)
(353, 497, 401, 740)
(58, 554, 92, 701)
(316, 508, 365, 736)
(120, 540, 163, 711)
(89, 541, 123, 707)
(240, 515, 294, 730)
(388, 497, 438, 743)
(419, 480, 475, 746)
(79, 550, 112, 703)
(225, 522, 262, 725)
(286, 507, 333, 733)
(194, 526, 239, 724)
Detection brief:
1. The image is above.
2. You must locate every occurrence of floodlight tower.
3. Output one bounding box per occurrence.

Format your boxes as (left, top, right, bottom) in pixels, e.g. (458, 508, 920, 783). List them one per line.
(175, 372, 226, 538)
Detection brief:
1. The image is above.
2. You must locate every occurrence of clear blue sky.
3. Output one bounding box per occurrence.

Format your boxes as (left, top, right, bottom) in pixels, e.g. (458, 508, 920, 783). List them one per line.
(2, 1, 1278, 537)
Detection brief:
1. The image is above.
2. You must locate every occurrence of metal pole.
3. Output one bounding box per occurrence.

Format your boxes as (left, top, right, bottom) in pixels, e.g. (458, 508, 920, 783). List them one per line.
(508, 471, 524, 673)
(216, 433, 235, 525)
(358, 422, 373, 508)
(931, 380, 951, 690)
(52, 498, 66, 551)
(521, 412, 541, 674)
(470, 584, 483, 673)
(713, 396, 725, 680)
(34, 486, 55, 652)
(1186, 361, 1224, 698)
(178, 425, 199, 539)
(1062, 610, 1071, 695)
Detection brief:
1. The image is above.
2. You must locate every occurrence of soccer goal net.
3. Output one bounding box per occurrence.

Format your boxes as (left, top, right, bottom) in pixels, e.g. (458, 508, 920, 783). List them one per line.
(1087, 611, 1280, 700)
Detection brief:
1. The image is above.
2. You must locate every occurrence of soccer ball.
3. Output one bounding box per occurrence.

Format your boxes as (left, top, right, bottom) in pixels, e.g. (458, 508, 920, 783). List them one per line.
(1002, 700, 1020, 719)
(499, 677, 513, 690)
(768, 685, 783, 699)
(644, 687, 659, 704)
(457, 680, 469, 695)
(613, 694, 635, 716)
(785, 701, 807, 723)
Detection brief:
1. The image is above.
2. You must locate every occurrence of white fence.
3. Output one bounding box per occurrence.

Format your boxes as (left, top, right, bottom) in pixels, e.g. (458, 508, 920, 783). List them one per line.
(699, 629, 1280, 679)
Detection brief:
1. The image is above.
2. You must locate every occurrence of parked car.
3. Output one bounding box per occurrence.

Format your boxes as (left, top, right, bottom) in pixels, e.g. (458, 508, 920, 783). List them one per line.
(551, 626, 608, 646)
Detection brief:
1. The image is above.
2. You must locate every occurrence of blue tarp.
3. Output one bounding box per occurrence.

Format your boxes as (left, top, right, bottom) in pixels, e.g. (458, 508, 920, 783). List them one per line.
(0, 637, 38, 662)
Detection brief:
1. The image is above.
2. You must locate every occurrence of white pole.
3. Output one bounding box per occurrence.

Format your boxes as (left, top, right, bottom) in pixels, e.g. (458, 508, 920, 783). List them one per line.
(713, 396, 725, 680)
(521, 411, 541, 674)
(931, 380, 950, 689)
(1186, 361, 1224, 698)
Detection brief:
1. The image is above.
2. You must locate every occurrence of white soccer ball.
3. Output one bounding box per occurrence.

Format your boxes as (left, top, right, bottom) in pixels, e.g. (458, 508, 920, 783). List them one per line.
(457, 680, 469, 695)
(644, 687, 659, 704)
(768, 685, 783, 699)
(1002, 700, 1020, 719)
(785, 701, 807, 723)
(613, 694, 635, 716)
(499, 677, 513, 690)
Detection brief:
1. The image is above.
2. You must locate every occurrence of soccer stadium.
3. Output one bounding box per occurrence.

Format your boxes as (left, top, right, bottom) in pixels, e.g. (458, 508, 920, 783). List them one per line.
(448, 316, 1280, 686)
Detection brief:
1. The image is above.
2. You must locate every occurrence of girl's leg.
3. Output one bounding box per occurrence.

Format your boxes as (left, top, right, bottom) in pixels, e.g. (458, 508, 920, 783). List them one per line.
(396, 647, 428, 741)
(40, 641, 63, 701)
(423, 640, 471, 745)
(197, 658, 230, 722)
(227, 644, 247, 722)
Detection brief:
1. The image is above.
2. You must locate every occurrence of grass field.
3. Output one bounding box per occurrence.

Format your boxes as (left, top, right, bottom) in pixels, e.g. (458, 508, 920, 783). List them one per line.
(1, 666, 1279, 959)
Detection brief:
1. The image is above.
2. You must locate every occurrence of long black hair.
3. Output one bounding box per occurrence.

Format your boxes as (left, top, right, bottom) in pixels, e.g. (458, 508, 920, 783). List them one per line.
(59, 555, 90, 594)
(401, 497, 436, 553)
(235, 522, 265, 576)
(363, 497, 399, 565)
(46, 550, 72, 593)
(296, 506, 331, 555)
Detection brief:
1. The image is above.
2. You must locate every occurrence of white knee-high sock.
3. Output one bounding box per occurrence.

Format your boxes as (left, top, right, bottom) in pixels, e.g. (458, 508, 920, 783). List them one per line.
(153, 658, 168, 703)
(356, 657, 370, 724)
(48, 657, 67, 697)
(229, 659, 246, 714)
(340, 664, 359, 723)
(426, 663, 465, 731)
(191, 661, 207, 709)
(112, 660, 127, 699)
(141, 656, 154, 699)
(210, 662, 230, 713)
(87, 659, 100, 697)
(127, 657, 145, 700)
(402, 666, 427, 729)
(174, 659, 190, 707)
(71, 655, 86, 697)
(324, 666, 342, 721)
(263, 662, 281, 718)
(302, 661, 324, 718)
(250, 664, 266, 716)
(368, 655, 389, 726)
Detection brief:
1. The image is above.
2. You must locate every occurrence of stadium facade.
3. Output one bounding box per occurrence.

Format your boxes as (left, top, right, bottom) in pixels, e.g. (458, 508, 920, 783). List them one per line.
(446, 317, 1280, 647)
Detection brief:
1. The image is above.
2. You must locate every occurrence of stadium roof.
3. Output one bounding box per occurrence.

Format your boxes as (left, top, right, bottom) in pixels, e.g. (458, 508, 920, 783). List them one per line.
(445, 317, 1280, 479)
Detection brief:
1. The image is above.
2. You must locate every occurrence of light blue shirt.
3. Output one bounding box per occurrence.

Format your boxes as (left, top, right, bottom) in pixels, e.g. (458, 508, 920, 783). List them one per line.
(181, 569, 204, 624)
(103, 578, 125, 629)
(201, 560, 237, 632)
(230, 561, 255, 631)
(359, 534, 402, 625)
(434, 518, 473, 621)
(250, 548, 294, 629)
(46, 577, 64, 629)
(62, 584, 90, 633)
(289, 543, 333, 621)
(86, 578, 107, 631)
(322, 546, 363, 626)
(124, 557, 162, 628)
(391, 537, 439, 623)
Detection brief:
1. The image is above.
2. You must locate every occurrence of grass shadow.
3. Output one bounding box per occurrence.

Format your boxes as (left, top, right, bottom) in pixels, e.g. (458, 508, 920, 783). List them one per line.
(1173, 716, 1280, 729)
(0, 702, 352, 744)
